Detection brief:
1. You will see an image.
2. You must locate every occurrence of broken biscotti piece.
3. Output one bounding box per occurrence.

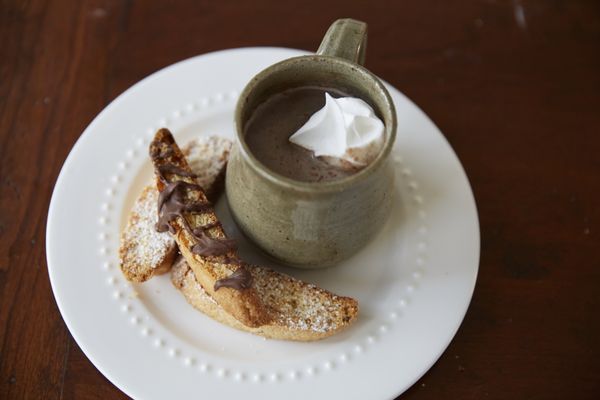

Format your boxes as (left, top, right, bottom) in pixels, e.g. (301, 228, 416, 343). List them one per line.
(182, 136, 232, 203)
(119, 136, 232, 283)
(172, 257, 359, 341)
(119, 186, 178, 282)
(150, 128, 269, 328)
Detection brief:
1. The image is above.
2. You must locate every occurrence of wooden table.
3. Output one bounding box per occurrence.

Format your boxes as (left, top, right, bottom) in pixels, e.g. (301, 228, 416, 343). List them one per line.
(1, 1, 599, 398)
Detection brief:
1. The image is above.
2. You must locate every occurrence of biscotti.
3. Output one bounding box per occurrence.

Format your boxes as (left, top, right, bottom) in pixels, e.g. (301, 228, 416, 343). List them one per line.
(150, 129, 269, 327)
(119, 136, 232, 282)
(172, 256, 359, 341)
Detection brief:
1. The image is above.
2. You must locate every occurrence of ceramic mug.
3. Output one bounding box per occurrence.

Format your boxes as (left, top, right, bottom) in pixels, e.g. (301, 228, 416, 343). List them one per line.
(226, 18, 397, 268)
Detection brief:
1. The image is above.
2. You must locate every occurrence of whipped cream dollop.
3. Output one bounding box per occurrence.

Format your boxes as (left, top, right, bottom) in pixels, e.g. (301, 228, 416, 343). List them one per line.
(289, 93, 385, 169)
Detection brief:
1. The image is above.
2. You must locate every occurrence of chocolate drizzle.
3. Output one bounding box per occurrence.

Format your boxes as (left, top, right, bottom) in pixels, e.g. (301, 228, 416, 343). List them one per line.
(191, 234, 237, 256)
(155, 180, 209, 234)
(214, 268, 253, 291)
(192, 222, 219, 234)
(155, 176, 237, 257)
(151, 136, 250, 291)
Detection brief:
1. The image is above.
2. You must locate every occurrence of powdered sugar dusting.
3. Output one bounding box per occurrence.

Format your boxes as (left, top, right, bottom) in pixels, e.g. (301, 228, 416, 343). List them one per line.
(120, 186, 175, 270)
(251, 267, 345, 333)
(183, 136, 232, 194)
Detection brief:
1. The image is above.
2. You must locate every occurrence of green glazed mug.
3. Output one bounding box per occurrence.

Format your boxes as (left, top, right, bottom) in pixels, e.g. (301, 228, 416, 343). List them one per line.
(226, 18, 397, 268)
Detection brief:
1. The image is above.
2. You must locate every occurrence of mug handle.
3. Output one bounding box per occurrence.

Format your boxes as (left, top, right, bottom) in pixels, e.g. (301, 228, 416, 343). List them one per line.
(316, 18, 368, 65)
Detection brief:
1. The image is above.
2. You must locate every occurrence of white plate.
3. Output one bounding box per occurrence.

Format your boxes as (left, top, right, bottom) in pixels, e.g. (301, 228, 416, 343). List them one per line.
(47, 47, 479, 400)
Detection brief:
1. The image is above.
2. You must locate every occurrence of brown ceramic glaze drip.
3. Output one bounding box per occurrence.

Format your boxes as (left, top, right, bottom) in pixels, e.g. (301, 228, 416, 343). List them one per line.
(214, 267, 253, 291)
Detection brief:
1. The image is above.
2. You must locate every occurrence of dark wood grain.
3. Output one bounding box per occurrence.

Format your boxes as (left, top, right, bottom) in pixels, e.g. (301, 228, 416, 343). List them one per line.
(1, 0, 599, 399)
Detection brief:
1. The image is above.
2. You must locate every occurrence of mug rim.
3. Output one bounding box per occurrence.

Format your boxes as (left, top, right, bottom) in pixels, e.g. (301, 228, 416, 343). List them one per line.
(234, 54, 397, 193)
